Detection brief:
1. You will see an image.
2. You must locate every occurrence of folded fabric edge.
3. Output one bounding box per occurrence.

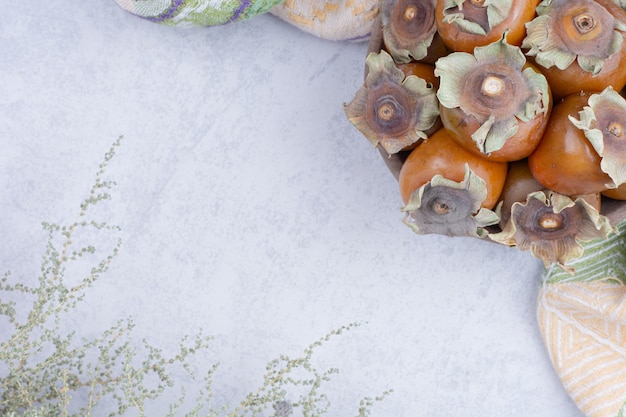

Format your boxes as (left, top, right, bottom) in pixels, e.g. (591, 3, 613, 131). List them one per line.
(538, 220, 626, 417)
(268, 0, 378, 42)
(113, 0, 285, 26)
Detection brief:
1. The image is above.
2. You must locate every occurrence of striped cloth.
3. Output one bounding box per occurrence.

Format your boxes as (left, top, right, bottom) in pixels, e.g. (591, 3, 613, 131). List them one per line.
(269, 0, 378, 41)
(113, 0, 285, 26)
(538, 221, 626, 417)
(112, 0, 379, 41)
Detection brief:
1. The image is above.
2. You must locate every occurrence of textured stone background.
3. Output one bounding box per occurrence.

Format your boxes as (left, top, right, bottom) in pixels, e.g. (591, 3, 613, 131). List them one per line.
(0, 2, 582, 415)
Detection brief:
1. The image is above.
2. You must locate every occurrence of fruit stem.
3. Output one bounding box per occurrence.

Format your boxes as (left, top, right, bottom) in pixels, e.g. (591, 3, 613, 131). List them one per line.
(433, 201, 450, 214)
(574, 13, 596, 34)
(403, 5, 417, 21)
(481, 75, 505, 97)
(539, 213, 563, 230)
(377, 103, 395, 121)
(609, 122, 623, 138)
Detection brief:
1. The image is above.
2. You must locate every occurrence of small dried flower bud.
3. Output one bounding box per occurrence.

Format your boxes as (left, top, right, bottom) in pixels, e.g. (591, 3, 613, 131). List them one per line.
(273, 400, 294, 417)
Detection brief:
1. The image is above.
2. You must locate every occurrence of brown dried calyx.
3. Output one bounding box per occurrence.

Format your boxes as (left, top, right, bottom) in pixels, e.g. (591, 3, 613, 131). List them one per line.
(344, 50, 440, 154)
(402, 165, 500, 237)
(435, 35, 550, 154)
(382, 0, 440, 63)
(523, 0, 626, 75)
(569, 86, 626, 188)
(441, 0, 513, 35)
(612, 0, 626, 11)
(497, 159, 544, 227)
(489, 191, 614, 273)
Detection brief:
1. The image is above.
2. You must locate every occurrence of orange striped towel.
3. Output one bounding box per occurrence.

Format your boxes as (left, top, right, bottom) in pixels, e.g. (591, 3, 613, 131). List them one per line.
(538, 221, 626, 417)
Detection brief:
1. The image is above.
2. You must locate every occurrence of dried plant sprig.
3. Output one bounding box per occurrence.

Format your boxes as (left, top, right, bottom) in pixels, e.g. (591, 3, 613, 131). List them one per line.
(523, 0, 626, 75)
(345, 50, 440, 154)
(441, 0, 514, 35)
(568, 86, 626, 189)
(401, 165, 501, 237)
(0, 137, 217, 417)
(1, 137, 390, 417)
(490, 190, 615, 273)
(1, 138, 125, 414)
(354, 390, 394, 417)
(230, 322, 391, 417)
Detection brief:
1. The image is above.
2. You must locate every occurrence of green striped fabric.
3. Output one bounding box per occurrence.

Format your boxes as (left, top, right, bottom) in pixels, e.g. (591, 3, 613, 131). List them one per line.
(113, 0, 285, 26)
(538, 220, 626, 417)
(542, 220, 626, 285)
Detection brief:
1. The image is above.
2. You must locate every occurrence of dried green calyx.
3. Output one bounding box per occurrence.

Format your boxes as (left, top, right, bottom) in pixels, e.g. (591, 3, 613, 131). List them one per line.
(523, 0, 626, 75)
(568, 86, 626, 188)
(490, 191, 614, 273)
(612, 0, 626, 10)
(401, 165, 500, 237)
(382, 0, 438, 63)
(435, 35, 550, 153)
(441, 0, 513, 35)
(344, 50, 440, 154)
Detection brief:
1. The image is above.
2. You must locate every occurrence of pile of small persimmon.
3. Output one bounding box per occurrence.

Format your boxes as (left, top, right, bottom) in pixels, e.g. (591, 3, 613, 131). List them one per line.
(344, 0, 626, 272)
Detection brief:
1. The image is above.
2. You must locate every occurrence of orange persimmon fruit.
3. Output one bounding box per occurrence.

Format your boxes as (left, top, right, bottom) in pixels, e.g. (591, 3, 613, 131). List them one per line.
(522, 0, 626, 100)
(528, 92, 612, 195)
(398, 127, 508, 209)
(435, 0, 540, 53)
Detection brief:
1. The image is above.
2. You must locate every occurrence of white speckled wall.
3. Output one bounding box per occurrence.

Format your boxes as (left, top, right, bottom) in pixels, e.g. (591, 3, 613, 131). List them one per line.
(0, 1, 582, 415)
